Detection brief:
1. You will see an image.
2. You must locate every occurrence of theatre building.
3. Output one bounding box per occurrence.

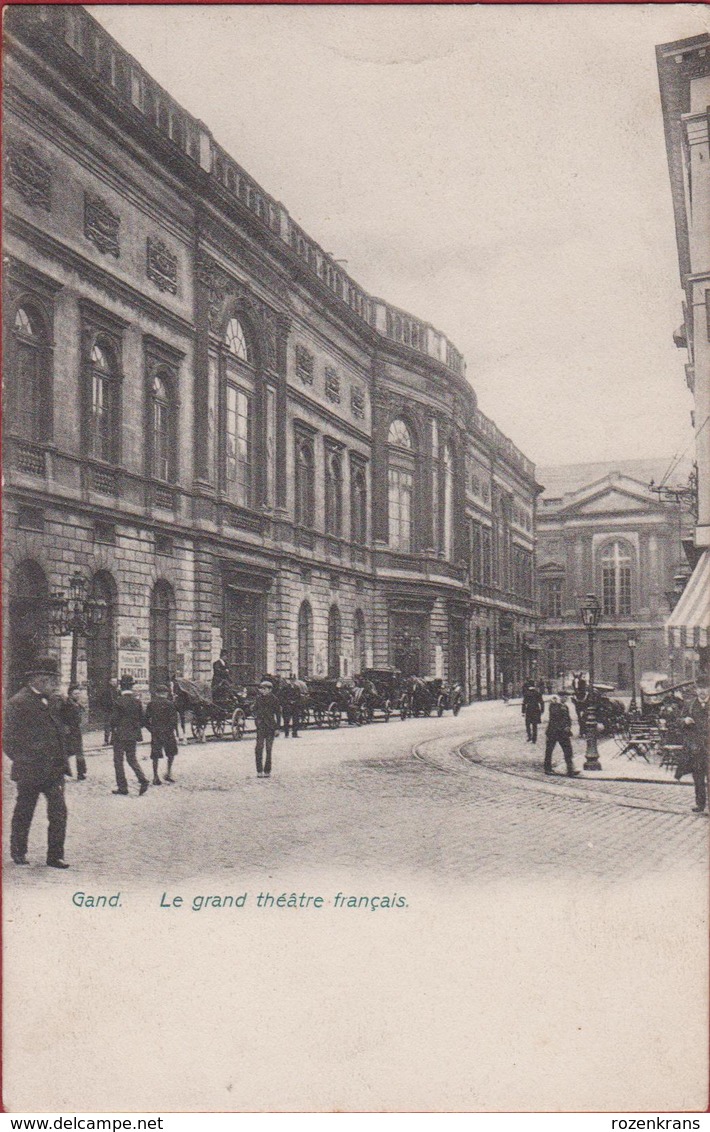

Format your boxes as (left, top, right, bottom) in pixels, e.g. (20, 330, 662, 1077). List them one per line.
(3, 5, 539, 717)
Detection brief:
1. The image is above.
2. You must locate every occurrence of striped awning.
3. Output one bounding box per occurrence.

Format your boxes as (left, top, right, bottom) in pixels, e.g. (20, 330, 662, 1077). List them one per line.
(666, 550, 710, 649)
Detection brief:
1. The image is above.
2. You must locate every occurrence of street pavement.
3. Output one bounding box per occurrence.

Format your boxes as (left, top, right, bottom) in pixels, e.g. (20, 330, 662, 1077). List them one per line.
(3, 698, 707, 886)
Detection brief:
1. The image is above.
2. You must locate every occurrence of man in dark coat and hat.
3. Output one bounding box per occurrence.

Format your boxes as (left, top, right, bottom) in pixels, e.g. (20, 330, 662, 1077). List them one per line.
(110, 674, 149, 795)
(253, 678, 282, 778)
(521, 680, 545, 744)
(683, 675, 709, 814)
(3, 655, 71, 868)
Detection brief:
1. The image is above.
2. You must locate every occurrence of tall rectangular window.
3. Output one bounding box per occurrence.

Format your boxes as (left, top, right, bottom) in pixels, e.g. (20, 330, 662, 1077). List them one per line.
(92, 373, 111, 461)
(388, 467, 413, 553)
(602, 568, 616, 617)
(470, 521, 482, 583)
(265, 387, 276, 506)
(153, 399, 169, 481)
(542, 578, 562, 618)
(225, 385, 252, 506)
(481, 527, 492, 586)
(618, 567, 632, 617)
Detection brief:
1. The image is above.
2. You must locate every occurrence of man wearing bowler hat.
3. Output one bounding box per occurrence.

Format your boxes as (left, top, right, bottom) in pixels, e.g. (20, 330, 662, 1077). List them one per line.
(3, 655, 71, 868)
(110, 674, 149, 795)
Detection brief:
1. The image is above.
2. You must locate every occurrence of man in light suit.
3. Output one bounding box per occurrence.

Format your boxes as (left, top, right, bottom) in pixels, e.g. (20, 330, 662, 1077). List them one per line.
(3, 655, 71, 868)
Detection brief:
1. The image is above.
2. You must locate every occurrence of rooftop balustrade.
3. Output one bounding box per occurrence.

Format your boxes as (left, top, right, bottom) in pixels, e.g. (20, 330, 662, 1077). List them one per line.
(11, 4, 535, 481)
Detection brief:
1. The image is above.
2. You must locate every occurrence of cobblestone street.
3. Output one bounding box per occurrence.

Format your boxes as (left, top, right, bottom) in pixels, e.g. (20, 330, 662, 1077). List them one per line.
(4, 698, 708, 1113)
(4, 699, 707, 887)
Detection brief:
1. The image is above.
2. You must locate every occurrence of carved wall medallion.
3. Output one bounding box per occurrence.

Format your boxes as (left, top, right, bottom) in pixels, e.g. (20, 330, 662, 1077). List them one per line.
(84, 192, 120, 257)
(296, 345, 314, 385)
(6, 143, 52, 211)
(325, 367, 341, 404)
(351, 385, 366, 419)
(147, 237, 178, 294)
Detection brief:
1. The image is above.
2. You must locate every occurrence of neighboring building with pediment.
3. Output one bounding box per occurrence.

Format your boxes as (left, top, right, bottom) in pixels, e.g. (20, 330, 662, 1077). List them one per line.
(537, 458, 695, 690)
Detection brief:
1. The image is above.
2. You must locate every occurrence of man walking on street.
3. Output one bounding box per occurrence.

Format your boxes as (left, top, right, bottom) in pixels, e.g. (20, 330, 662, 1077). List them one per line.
(59, 683, 87, 780)
(522, 680, 544, 744)
(683, 676, 709, 814)
(254, 678, 281, 778)
(110, 674, 149, 795)
(544, 693, 579, 777)
(145, 684, 180, 785)
(280, 674, 303, 739)
(3, 655, 71, 868)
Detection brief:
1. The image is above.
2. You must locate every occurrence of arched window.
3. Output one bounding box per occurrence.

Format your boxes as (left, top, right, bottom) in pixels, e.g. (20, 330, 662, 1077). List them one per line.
(150, 580, 176, 690)
(325, 448, 343, 537)
(388, 419, 412, 449)
(295, 437, 315, 527)
(224, 317, 252, 363)
(10, 304, 50, 443)
(89, 337, 119, 463)
(353, 609, 366, 675)
(327, 605, 341, 678)
(151, 371, 173, 482)
(298, 601, 313, 679)
(387, 418, 415, 553)
(8, 560, 49, 694)
(601, 541, 633, 617)
(443, 440, 454, 560)
(351, 466, 367, 545)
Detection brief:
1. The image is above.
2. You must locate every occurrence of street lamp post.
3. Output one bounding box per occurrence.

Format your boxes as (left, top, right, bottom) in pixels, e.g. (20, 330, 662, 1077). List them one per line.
(48, 572, 107, 687)
(580, 593, 602, 771)
(627, 634, 638, 713)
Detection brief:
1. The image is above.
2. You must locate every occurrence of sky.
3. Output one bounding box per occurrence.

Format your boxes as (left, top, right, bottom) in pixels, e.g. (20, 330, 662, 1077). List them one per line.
(91, 3, 708, 472)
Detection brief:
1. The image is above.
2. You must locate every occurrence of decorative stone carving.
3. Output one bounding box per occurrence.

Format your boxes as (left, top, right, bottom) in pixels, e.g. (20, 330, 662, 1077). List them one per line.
(199, 253, 284, 372)
(84, 192, 120, 257)
(325, 367, 341, 404)
(147, 237, 178, 294)
(351, 385, 365, 419)
(5, 143, 52, 211)
(296, 345, 314, 385)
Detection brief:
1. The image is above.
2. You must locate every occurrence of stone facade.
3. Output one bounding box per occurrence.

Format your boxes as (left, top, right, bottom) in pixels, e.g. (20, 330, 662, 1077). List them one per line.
(3, 5, 539, 718)
(537, 459, 695, 690)
(657, 34, 710, 670)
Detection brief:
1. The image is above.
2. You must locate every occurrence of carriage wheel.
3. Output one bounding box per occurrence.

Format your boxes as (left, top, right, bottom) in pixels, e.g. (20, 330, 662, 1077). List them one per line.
(327, 702, 342, 729)
(437, 695, 446, 718)
(231, 709, 246, 741)
(212, 714, 226, 738)
(191, 715, 207, 743)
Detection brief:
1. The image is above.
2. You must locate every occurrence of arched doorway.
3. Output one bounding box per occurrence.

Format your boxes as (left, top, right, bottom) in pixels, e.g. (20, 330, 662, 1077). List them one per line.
(150, 580, 175, 690)
(86, 571, 117, 724)
(8, 560, 48, 694)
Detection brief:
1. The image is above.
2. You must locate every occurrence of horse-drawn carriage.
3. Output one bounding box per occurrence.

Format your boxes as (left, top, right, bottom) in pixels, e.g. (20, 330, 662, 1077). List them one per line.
(172, 678, 252, 742)
(399, 676, 462, 719)
(358, 668, 402, 723)
(300, 677, 363, 729)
